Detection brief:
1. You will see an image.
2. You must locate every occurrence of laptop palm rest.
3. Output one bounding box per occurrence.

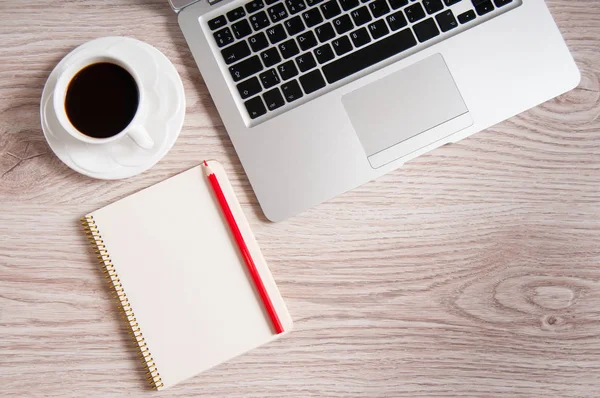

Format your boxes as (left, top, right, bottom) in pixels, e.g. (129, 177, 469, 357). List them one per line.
(342, 54, 473, 169)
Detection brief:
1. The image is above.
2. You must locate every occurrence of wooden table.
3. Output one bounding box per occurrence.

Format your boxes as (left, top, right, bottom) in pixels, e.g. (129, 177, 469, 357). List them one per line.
(1, 0, 599, 396)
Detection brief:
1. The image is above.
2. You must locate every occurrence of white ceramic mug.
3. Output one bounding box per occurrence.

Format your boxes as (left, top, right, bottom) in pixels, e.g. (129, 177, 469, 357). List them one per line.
(52, 53, 154, 149)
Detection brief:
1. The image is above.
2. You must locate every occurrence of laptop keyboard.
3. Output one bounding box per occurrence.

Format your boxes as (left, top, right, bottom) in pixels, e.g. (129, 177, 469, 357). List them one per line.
(208, 0, 518, 122)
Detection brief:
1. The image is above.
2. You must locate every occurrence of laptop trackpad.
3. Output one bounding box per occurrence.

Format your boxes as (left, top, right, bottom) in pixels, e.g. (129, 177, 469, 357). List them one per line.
(342, 54, 473, 168)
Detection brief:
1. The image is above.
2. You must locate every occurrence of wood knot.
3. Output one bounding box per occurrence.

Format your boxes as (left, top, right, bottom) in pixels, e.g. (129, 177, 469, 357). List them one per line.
(531, 286, 575, 310)
(452, 270, 599, 337)
(541, 314, 569, 331)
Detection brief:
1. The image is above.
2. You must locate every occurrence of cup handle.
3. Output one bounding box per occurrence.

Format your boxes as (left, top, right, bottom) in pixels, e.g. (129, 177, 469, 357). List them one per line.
(127, 125, 154, 150)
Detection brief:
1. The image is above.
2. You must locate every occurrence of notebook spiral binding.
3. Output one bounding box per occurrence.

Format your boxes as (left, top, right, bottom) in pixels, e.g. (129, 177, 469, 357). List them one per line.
(82, 215, 164, 390)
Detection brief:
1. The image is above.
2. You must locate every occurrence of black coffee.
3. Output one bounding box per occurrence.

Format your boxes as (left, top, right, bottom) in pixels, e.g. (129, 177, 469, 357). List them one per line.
(65, 62, 139, 139)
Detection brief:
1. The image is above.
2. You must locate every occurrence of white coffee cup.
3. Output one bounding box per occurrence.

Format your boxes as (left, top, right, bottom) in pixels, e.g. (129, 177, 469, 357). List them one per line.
(52, 53, 154, 149)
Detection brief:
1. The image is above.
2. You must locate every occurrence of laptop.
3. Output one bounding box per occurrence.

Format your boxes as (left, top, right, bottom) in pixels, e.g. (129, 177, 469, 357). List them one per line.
(170, 0, 580, 221)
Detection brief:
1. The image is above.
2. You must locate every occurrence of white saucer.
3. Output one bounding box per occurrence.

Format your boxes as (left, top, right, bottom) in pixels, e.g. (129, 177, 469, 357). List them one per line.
(40, 37, 185, 179)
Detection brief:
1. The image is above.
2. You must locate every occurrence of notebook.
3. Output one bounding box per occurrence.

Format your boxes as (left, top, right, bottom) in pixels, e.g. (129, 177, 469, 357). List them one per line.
(81, 161, 293, 390)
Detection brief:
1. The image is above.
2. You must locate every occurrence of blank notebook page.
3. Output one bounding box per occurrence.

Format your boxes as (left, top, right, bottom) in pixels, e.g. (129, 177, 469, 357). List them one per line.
(87, 161, 292, 389)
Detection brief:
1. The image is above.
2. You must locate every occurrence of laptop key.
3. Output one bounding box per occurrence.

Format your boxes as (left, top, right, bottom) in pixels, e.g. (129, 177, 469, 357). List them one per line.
(260, 47, 282, 66)
(435, 9, 458, 32)
(405, 3, 425, 22)
(246, 0, 265, 13)
(281, 79, 304, 102)
(387, 10, 408, 31)
(250, 11, 270, 30)
(473, 0, 494, 15)
(322, 27, 417, 84)
(245, 96, 267, 119)
(331, 36, 353, 55)
(314, 43, 335, 63)
(286, 0, 307, 14)
(297, 31, 318, 50)
(285, 16, 306, 35)
(221, 41, 251, 64)
(260, 68, 281, 88)
(340, 0, 359, 11)
(369, 0, 390, 18)
(457, 9, 476, 23)
(413, 17, 440, 42)
(300, 70, 326, 94)
(266, 24, 287, 44)
(208, 15, 226, 31)
(320, 0, 342, 19)
(232, 0, 514, 118)
(350, 27, 371, 47)
(493, 0, 512, 7)
(389, 0, 408, 9)
(350, 6, 372, 26)
(268, 3, 288, 22)
(249, 32, 269, 51)
(229, 55, 263, 81)
(213, 27, 234, 47)
(302, 7, 324, 27)
(237, 76, 262, 99)
(278, 60, 299, 80)
(279, 39, 301, 58)
(423, 0, 443, 14)
(227, 7, 246, 22)
(232, 19, 253, 39)
(263, 87, 285, 110)
(295, 52, 317, 72)
(368, 19, 390, 39)
(333, 14, 354, 34)
(315, 22, 336, 42)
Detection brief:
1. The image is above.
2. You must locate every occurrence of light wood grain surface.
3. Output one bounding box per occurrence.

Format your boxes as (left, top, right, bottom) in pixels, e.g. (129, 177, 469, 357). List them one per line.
(1, 0, 599, 396)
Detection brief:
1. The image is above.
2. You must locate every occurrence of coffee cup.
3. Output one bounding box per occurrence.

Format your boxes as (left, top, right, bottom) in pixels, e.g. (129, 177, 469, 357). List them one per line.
(52, 53, 154, 149)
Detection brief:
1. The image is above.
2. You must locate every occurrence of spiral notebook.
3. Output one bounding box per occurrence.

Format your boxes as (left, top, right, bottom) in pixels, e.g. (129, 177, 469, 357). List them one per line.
(82, 161, 292, 390)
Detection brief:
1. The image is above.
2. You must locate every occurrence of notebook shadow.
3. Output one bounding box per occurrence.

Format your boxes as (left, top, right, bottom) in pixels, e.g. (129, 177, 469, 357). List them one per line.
(78, 217, 155, 391)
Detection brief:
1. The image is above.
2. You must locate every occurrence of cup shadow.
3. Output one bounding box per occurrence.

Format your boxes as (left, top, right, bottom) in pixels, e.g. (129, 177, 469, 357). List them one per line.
(26, 51, 83, 180)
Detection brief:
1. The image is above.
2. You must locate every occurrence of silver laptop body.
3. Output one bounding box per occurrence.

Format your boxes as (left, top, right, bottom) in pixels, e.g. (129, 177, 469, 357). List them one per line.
(172, 0, 579, 221)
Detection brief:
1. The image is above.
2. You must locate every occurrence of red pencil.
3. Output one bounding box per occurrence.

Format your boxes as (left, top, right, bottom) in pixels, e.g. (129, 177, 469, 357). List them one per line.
(203, 160, 284, 334)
